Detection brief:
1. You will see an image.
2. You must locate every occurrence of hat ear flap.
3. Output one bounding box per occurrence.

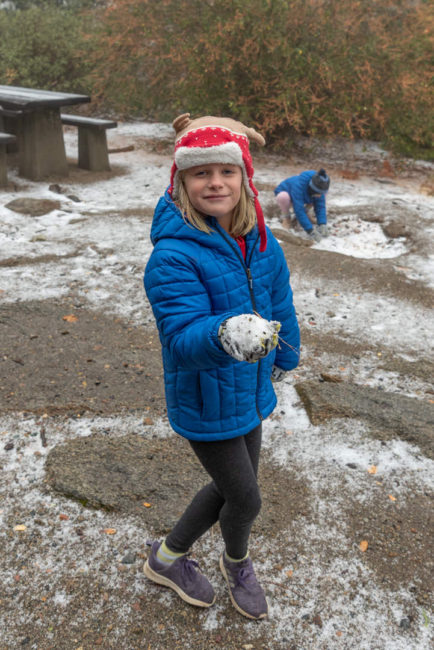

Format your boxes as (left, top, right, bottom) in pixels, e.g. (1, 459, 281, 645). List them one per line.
(172, 113, 192, 135)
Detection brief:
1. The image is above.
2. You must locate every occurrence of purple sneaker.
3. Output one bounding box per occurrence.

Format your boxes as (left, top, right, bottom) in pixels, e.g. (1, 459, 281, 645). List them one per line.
(143, 541, 215, 607)
(219, 554, 268, 620)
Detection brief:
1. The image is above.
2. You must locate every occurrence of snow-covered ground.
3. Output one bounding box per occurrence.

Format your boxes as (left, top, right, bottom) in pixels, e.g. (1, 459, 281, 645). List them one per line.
(0, 122, 433, 649)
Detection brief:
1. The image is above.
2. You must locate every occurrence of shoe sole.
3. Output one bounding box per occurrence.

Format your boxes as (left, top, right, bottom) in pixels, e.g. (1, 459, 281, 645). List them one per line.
(219, 555, 267, 620)
(143, 560, 216, 608)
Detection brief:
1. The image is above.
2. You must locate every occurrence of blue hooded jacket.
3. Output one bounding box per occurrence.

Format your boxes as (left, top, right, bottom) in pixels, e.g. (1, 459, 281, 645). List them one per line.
(144, 191, 300, 441)
(274, 170, 327, 232)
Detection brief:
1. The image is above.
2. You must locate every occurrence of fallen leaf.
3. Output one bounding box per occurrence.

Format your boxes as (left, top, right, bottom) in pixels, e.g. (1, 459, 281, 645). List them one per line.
(62, 314, 78, 323)
(368, 465, 377, 474)
(14, 524, 27, 531)
(320, 372, 343, 383)
(388, 495, 396, 501)
(359, 540, 369, 552)
(379, 159, 395, 178)
(341, 169, 359, 180)
(102, 528, 117, 535)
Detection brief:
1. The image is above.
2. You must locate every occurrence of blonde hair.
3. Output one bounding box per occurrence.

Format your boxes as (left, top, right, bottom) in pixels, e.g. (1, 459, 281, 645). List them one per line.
(176, 172, 257, 238)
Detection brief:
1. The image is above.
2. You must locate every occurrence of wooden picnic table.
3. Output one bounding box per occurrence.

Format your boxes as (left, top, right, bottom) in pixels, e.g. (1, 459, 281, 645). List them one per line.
(0, 85, 90, 180)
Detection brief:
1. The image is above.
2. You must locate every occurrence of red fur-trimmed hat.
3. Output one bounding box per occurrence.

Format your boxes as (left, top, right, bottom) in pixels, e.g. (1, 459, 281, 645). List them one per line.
(169, 113, 267, 252)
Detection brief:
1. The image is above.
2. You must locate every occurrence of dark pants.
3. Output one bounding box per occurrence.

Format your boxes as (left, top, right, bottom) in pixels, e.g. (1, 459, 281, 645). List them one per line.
(166, 424, 262, 559)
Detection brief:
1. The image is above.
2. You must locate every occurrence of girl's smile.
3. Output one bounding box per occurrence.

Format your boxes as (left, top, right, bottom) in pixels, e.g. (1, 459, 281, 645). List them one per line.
(183, 163, 243, 230)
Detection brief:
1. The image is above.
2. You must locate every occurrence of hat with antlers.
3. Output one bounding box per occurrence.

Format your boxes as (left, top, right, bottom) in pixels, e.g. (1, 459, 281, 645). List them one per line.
(169, 113, 267, 252)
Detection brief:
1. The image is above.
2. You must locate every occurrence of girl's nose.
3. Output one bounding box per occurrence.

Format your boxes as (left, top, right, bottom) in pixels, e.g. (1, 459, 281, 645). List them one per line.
(208, 172, 223, 187)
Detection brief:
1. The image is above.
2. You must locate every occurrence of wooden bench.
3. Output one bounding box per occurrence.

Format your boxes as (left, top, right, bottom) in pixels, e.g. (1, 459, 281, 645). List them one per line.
(61, 114, 117, 172)
(0, 133, 17, 186)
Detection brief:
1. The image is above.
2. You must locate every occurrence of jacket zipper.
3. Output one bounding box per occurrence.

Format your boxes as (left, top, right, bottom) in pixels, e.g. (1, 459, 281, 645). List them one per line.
(214, 226, 263, 420)
(215, 225, 260, 310)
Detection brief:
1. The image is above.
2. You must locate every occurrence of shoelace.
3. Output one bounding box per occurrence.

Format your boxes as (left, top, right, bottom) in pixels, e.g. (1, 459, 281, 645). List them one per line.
(230, 562, 256, 589)
(179, 555, 199, 582)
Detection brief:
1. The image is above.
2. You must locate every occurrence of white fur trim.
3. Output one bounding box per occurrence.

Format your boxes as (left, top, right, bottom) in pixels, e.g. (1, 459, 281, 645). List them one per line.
(175, 142, 243, 170)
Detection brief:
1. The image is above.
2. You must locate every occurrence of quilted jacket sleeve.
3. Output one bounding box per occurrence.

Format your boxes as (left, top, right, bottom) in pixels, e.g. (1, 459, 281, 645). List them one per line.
(144, 246, 235, 370)
(270, 240, 300, 370)
(290, 180, 312, 232)
(313, 194, 327, 225)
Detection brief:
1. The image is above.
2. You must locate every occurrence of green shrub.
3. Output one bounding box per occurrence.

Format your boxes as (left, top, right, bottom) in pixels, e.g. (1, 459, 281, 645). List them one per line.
(0, 6, 93, 93)
(1, 1, 431, 159)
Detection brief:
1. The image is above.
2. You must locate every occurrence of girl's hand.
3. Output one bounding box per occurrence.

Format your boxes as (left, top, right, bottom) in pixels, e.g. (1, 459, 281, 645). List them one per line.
(218, 314, 281, 363)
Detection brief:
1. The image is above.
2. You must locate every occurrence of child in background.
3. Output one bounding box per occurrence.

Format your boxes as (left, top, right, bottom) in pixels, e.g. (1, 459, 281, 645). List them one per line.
(143, 113, 300, 620)
(274, 169, 331, 241)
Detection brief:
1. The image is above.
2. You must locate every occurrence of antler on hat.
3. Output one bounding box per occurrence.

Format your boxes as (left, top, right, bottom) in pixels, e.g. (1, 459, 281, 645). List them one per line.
(169, 113, 267, 252)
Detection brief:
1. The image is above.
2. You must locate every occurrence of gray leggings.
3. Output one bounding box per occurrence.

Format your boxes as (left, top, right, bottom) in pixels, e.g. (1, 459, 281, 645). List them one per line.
(166, 424, 262, 560)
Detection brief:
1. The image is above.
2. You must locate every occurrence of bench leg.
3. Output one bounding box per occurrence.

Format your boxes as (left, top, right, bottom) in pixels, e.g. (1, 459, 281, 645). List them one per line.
(78, 127, 111, 171)
(19, 108, 68, 180)
(0, 144, 8, 186)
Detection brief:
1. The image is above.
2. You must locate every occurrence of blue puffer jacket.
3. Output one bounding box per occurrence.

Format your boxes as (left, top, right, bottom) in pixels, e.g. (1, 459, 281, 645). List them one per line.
(144, 191, 300, 441)
(274, 170, 327, 232)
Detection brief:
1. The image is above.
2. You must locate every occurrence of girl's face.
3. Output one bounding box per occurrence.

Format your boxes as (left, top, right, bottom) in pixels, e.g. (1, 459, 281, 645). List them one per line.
(183, 163, 243, 229)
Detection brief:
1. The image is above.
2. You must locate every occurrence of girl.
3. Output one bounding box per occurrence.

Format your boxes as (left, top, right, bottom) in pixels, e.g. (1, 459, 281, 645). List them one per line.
(143, 113, 300, 620)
